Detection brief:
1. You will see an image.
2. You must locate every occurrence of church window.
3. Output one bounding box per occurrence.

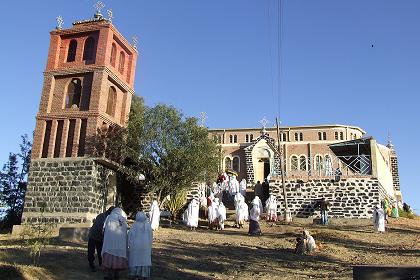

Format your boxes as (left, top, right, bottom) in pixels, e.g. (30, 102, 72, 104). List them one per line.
(233, 135, 238, 143)
(281, 132, 287, 141)
(245, 134, 249, 143)
(83, 37, 95, 61)
(224, 157, 232, 170)
(233, 157, 240, 172)
(67, 40, 77, 62)
(323, 132, 327, 140)
(106, 86, 117, 117)
(299, 133, 303, 141)
(78, 119, 87, 156)
(294, 133, 298, 141)
(53, 120, 64, 158)
(291, 155, 298, 171)
(324, 155, 333, 175)
(315, 155, 324, 170)
(110, 43, 117, 67)
(66, 119, 76, 157)
(318, 132, 322, 140)
(340, 132, 344, 140)
(218, 135, 222, 143)
(335, 132, 339, 140)
(299, 155, 307, 171)
(65, 78, 82, 108)
(118, 51, 125, 74)
(229, 135, 233, 143)
(250, 134, 254, 141)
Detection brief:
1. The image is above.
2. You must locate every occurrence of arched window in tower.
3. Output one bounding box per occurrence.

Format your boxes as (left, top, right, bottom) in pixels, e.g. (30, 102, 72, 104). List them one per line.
(294, 133, 299, 141)
(318, 132, 322, 140)
(291, 155, 298, 171)
(118, 51, 125, 74)
(233, 156, 240, 172)
(245, 134, 249, 143)
(299, 133, 304, 141)
(83, 37, 95, 61)
(229, 135, 233, 143)
(340, 132, 344, 140)
(323, 132, 327, 140)
(299, 155, 307, 171)
(250, 134, 254, 141)
(224, 157, 232, 170)
(65, 78, 82, 108)
(110, 43, 117, 67)
(67, 40, 77, 62)
(106, 86, 117, 117)
(233, 135, 238, 143)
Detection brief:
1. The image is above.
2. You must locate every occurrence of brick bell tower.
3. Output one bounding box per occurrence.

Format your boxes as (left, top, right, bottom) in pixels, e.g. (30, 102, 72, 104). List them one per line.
(21, 9, 138, 225)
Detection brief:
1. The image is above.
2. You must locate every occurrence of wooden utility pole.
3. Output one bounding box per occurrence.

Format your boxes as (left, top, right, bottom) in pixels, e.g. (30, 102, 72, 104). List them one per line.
(276, 117, 291, 222)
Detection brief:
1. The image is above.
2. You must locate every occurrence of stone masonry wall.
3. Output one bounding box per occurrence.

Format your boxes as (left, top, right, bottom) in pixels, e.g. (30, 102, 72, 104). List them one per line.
(270, 177, 388, 219)
(22, 158, 113, 224)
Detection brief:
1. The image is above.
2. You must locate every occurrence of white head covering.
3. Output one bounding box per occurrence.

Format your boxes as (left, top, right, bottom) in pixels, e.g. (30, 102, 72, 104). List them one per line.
(128, 212, 153, 268)
(102, 207, 128, 259)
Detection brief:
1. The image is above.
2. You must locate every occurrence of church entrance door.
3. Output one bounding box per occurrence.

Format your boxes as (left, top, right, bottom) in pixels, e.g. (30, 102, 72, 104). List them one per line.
(255, 158, 270, 182)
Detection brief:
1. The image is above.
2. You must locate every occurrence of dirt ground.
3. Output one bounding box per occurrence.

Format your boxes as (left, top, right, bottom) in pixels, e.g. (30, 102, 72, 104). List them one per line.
(1, 217, 419, 280)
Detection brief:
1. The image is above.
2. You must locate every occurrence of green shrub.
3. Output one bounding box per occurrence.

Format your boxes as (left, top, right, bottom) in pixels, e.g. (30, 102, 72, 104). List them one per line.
(398, 208, 415, 219)
(164, 191, 187, 220)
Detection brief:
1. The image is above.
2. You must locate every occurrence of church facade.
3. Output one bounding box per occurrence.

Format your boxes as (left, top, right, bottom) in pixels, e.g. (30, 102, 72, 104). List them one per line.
(209, 124, 402, 218)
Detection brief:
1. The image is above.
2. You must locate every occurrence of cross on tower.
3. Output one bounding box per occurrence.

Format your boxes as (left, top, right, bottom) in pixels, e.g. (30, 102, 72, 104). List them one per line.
(200, 112, 207, 127)
(132, 36, 138, 50)
(94, 1, 105, 16)
(259, 117, 270, 129)
(107, 9, 113, 22)
(56, 16, 64, 30)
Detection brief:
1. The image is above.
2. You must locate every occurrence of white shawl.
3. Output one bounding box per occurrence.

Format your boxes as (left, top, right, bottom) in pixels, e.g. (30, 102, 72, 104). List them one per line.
(128, 212, 153, 267)
(102, 207, 128, 259)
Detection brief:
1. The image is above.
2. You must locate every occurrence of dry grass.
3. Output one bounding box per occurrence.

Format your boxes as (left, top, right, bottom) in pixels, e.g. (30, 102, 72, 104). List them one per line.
(1, 217, 419, 280)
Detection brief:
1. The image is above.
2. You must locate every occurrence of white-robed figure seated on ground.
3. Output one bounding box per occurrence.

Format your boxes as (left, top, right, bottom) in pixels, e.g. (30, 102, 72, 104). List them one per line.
(252, 196, 264, 214)
(102, 207, 128, 279)
(183, 198, 200, 230)
(265, 195, 278, 222)
(373, 205, 385, 233)
(295, 230, 317, 255)
(149, 200, 160, 231)
(236, 196, 249, 228)
(128, 212, 153, 280)
(208, 197, 219, 230)
(217, 201, 227, 230)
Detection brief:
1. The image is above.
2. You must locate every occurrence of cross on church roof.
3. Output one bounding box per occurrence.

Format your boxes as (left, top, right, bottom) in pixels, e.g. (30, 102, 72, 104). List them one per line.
(259, 117, 270, 129)
(132, 36, 139, 50)
(94, 1, 105, 15)
(107, 9, 113, 22)
(200, 112, 207, 127)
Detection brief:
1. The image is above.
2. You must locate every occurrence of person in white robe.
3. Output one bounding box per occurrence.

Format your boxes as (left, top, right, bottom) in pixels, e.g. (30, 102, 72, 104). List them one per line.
(208, 198, 219, 229)
(236, 197, 249, 228)
(248, 201, 262, 235)
(265, 195, 278, 222)
(303, 230, 317, 254)
(149, 200, 160, 231)
(239, 179, 247, 197)
(102, 207, 128, 279)
(128, 212, 153, 279)
(217, 201, 227, 230)
(229, 176, 240, 197)
(373, 206, 385, 233)
(183, 198, 200, 230)
(252, 196, 264, 214)
(234, 192, 244, 211)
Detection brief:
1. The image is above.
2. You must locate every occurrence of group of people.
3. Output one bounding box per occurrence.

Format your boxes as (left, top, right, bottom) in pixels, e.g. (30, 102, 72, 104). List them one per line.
(213, 173, 247, 202)
(88, 207, 155, 280)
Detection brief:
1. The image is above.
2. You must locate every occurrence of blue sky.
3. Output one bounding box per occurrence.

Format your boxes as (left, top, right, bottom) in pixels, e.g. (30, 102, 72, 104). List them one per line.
(0, 1, 419, 211)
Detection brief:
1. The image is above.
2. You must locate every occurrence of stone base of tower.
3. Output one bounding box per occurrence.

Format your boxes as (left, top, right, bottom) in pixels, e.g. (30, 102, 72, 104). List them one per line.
(19, 157, 117, 227)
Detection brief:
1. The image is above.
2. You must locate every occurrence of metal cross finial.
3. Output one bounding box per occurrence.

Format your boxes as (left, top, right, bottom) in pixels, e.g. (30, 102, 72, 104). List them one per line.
(132, 36, 138, 50)
(94, 1, 105, 14)
(107, 9, 113, 22)
(56, 16, 64, 30)
(200, 112, 207, 127)
(259, 117, 270, 129)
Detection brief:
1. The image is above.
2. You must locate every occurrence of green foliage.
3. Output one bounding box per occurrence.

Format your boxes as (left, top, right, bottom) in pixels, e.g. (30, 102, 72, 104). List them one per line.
(0, 134, 32, 227)
(398, 208, 415, 219)
(19, 202, 56, 265)
(164, 190, 187, 219)
(88, 98, 220, 207)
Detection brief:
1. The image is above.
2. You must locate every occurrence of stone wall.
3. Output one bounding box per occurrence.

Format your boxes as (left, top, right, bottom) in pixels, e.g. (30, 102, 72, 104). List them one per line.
(22, 158, 115, 224)
(270, 177, 388, 219)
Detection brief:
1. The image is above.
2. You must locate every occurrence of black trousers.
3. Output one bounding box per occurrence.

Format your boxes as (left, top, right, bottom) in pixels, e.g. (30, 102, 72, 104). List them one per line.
(88, 238, 103, 268)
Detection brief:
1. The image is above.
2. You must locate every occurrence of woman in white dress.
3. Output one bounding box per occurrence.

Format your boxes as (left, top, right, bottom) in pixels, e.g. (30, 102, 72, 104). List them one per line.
(373, 206, 385, 233)
(149, 200, 160, 231)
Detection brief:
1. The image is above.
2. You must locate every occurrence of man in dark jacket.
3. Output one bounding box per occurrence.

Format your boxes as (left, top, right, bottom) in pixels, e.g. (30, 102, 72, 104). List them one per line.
(262, 179, 270, 206)
(88, 206, 114, 271)
(314, 198, 331, 225)
(254, 181, 262, 198)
